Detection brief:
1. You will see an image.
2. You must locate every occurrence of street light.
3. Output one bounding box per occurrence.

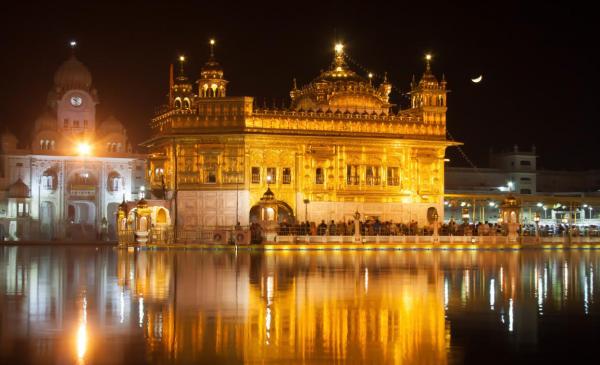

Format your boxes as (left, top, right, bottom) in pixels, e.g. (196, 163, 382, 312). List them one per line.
(77, 142, 92, 156)
(303, 198, 310, 222)
(534, 212, 541, 242)
(507, 181, 514, 192)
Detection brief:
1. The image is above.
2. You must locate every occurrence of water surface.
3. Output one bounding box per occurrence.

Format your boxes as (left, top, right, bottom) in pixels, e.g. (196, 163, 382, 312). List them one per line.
(1, 246, 599, 364)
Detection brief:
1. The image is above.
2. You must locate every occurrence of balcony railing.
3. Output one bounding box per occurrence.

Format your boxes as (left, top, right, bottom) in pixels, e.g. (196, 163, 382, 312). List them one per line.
(365, 176, 381, 186)
(387, 176, 400, 186)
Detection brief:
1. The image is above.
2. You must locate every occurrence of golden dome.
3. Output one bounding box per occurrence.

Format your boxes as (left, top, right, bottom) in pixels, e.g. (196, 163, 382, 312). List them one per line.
(290, 45, 392, 114)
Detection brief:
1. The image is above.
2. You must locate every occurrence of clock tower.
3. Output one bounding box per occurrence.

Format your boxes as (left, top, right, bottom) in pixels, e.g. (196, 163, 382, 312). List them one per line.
(51, 48, 98, 138)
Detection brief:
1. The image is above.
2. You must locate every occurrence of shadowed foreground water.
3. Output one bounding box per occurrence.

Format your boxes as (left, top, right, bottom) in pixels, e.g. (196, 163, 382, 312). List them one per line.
(1, 247, 599, 364)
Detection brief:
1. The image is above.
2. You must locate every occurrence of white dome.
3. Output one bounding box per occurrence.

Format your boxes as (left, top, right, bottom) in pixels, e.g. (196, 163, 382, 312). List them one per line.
(98, 115, 124, 134)
(34, 110, 57, 132)
(53, 55, 92, 90)
(8, 178, 30, 198)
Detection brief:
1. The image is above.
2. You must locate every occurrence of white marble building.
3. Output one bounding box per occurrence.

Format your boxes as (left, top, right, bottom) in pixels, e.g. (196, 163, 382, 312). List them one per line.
(0, 49, 146, 241)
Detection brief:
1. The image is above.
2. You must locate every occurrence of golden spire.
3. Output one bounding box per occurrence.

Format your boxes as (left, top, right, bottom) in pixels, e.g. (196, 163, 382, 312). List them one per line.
(425, 53, 432, 73)
(209, 39, 216, 58)
(333, 43, 346, 71)
(178, 55, 186, 76)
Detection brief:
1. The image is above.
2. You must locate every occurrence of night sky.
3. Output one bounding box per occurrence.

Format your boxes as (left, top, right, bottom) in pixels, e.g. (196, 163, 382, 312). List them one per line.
(1, 1, 597, 170)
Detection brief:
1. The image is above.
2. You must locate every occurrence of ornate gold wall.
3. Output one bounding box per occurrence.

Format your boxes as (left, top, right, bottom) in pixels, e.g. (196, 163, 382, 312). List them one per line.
(143, 47, 457, 226)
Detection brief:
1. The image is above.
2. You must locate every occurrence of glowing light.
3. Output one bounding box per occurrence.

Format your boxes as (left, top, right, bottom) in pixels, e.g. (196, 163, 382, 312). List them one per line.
(425, 54, 432, 61)
(368, 72, 373, 79)
(489, 278, 495, 310)
(444, 277, 449, 311)
(120, 291, 125, 323)
(70, 40, 77, 48)
(364, 268, 369, 292)
(538, 276, 544, 314)
(76, 296, 88, 362)
(537, 202, 543, 207)
(139, 297, 144, 328)
(334, 43, 344, 53)
(179, 55, 185, 62)
(507, 181, 514, 189)
(508, 298, 514, 332)
(210, 39, 215, 45)
(77, 142, 92, 156)
(76, 323, 87, 360)
(471, 75, 483, 83)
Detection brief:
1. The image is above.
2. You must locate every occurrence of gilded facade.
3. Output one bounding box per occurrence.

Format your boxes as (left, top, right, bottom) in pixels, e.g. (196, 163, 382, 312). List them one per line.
(144, 42, 457, 227)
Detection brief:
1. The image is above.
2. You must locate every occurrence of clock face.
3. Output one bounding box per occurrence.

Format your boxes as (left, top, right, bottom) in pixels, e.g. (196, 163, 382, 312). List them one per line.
(70, 96, 83, 107)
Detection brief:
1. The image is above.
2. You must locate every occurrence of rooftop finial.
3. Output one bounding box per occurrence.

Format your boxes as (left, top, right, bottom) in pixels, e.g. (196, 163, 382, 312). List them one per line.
(69, 40, 77, 55)
(425, 53, 432, 72)
(333, 43, 346, 71)
(209, 38, 216, 58)
(293, 77, 297, 90)
(178, 55, 186, 76)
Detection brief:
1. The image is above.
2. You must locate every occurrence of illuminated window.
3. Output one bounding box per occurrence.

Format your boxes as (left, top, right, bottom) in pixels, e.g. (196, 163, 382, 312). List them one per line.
(206, 170, 216, 183)
(266, 167, 276, 184)
(315, 168, 324, 184)
(387, 167, 400, 186)
(251, 167, 260, 184)
(346, 165, 359, 185)
(366, 166, 380, 185)
(282, 168, 291, 184)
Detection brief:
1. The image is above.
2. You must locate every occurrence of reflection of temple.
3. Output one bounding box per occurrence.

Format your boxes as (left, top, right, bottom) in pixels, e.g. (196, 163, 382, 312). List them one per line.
(1, 248, 599, 363)
(144, 42, 457, 229)
(0, 44, 146, 241)
(117, 250, 449, 364)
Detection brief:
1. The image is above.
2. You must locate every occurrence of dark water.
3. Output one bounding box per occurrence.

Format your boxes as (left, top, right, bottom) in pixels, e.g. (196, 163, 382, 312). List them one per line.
(1, 246, 599, 364)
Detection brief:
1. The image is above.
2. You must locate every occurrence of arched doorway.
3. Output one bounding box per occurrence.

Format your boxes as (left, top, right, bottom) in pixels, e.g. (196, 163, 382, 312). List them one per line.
(106, 202, 119, 240)
(249, 200, 295, 224)
(156, 208, 167, 224)
(40, 201, 55, 240)
(67, 201, 96, 241)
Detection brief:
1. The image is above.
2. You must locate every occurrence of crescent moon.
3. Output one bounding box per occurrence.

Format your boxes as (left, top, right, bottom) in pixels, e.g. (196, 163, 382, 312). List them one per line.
(471, 75, 483, 83)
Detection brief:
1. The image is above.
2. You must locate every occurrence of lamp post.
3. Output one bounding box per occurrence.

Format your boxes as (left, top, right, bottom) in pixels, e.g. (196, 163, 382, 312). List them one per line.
(534, 212, 541, 242)
(461, 207, 469, 224)
(303, 198, 310, 222)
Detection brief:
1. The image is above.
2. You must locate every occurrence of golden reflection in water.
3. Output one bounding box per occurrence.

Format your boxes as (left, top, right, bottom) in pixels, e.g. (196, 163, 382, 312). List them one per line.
(76, 296, 88, 363)
(118, 250, 447, 364)
(2, 247, 600, 364)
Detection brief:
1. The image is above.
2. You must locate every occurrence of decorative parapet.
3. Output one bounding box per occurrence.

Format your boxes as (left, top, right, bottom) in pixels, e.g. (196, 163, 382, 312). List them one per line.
(150, 105, 446, 139)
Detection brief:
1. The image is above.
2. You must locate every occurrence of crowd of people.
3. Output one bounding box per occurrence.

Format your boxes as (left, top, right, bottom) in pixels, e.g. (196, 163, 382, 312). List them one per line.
(266, 218, 600, 238)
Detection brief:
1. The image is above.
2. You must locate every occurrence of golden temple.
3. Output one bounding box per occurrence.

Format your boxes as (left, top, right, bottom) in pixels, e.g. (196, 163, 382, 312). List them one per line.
(143, 41, 457, 228)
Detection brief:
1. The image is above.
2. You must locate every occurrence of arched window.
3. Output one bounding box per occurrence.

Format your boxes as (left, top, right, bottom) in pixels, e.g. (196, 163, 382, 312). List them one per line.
(50, 140, 55, 150)
(107, 171, 122, 192)
(42, 169, 57, 190)
(174, 98, 182, 109)
(183, 98, 190, 109)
